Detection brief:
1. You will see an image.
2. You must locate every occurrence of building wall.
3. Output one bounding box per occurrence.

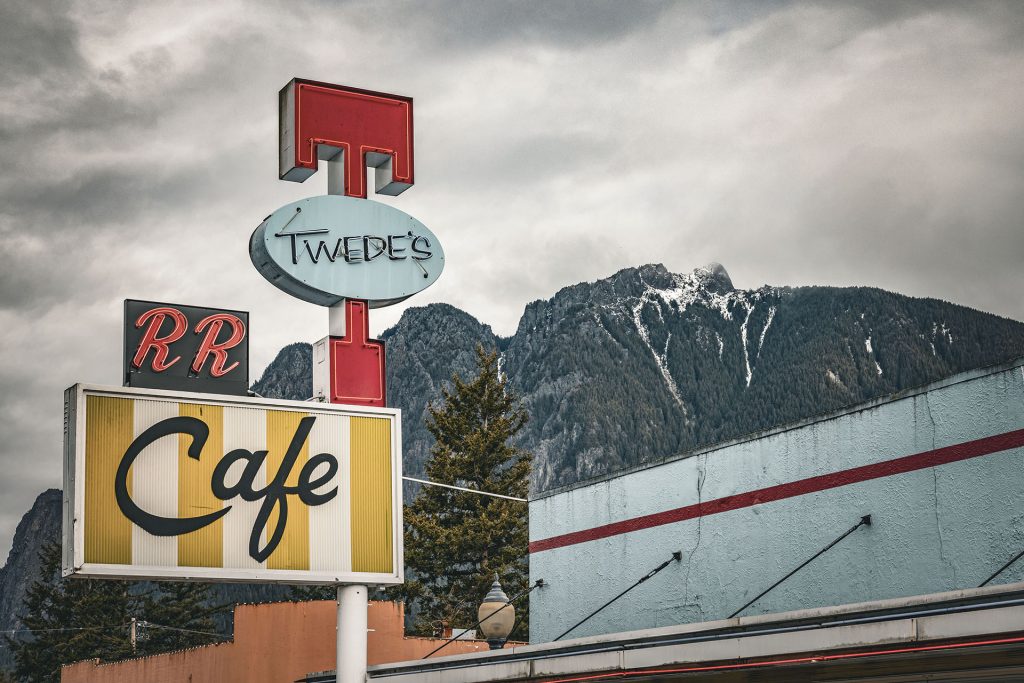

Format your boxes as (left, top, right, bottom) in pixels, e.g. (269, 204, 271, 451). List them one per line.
(529, 358, 1024, 643)
(62, 600, 492, 683)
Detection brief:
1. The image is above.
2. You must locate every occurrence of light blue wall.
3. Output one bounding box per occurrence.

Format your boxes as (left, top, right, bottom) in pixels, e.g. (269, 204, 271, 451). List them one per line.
(528, 359, 1024, 643)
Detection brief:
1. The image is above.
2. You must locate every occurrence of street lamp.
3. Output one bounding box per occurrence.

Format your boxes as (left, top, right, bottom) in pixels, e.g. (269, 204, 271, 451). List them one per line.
(477, 574, 515, 650)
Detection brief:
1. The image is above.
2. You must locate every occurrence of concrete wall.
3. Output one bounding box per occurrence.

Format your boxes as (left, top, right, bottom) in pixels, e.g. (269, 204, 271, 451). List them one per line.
(529, 358, 1024, 643)
(62, 600, 494, 683)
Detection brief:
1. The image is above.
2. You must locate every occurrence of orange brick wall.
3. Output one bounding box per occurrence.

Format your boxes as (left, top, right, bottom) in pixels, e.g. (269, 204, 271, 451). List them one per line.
(62, 601, 493, 683)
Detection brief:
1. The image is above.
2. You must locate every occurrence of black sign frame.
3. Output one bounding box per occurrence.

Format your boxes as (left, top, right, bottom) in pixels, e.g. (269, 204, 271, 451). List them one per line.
(123, 299, 250, 396)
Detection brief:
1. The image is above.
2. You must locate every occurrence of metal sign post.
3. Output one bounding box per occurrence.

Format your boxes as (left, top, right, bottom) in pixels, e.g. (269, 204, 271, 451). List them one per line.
(328, 151, 369, 683)
(272, 78, 422, 683)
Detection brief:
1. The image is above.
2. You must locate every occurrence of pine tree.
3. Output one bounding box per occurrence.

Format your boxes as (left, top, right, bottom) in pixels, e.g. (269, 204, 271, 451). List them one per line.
(6, 542, 136, 683)
(392, 346, 531, 639)
(5, 543, 230, 682)
(137, 582, 223, 655)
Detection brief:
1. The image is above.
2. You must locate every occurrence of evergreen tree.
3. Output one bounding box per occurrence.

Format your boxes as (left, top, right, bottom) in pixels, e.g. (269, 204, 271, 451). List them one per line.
(392, 346, 531, 639)
(137, 582, 223, 655)
(5, 543, 229, 682)
(6, 542, 136, 683)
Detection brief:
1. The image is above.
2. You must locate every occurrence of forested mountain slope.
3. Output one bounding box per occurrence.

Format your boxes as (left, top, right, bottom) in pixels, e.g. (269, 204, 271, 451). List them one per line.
(254, 262, 1024, 492)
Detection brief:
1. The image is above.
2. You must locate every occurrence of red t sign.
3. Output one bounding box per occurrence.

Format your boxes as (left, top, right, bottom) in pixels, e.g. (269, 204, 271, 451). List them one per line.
(279, 78, 414, 199)
(324, 300, 386, 408)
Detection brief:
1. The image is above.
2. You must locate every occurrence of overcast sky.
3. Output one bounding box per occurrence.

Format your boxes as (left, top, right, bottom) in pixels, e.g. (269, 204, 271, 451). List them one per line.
(1, 0, 1023, 559)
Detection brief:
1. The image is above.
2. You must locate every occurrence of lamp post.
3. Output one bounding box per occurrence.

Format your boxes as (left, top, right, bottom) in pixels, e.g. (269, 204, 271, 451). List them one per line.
(477, 574, 515, 650)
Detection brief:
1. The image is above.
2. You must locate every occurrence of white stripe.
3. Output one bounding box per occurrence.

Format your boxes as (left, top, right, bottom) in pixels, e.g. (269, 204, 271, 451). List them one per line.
(309, 413, 350, 572)
(132, 399, 178, 567)
(222, 406, 268, 570)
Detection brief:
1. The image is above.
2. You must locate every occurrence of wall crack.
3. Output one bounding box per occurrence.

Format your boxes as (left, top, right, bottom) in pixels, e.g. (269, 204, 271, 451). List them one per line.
(683, 454, 707, 613)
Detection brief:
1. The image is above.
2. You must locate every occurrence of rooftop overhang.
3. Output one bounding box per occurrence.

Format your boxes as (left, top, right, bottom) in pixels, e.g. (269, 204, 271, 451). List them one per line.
(304, 582, 1024, 683)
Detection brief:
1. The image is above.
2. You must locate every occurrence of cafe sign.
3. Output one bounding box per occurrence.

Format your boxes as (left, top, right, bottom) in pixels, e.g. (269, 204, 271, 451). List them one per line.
(250, 194, 444, 308)
(62, 384, 402, 585)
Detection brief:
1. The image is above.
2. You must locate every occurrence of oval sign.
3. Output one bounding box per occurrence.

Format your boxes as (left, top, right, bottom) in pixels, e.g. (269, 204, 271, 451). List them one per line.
(250, 195, 445, 307)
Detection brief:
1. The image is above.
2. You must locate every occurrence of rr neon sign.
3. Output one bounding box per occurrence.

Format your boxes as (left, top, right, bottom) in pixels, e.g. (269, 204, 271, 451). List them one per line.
(124, 300, 249, 396)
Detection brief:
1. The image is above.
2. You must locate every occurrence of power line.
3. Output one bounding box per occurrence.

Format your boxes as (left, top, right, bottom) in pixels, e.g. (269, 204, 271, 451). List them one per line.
(2, 626, 115, 635)
(402, 476, 527, 502)
(728, 514, 871, 619)
(144, 623, 225, 639)
(554, 550, 682, 642)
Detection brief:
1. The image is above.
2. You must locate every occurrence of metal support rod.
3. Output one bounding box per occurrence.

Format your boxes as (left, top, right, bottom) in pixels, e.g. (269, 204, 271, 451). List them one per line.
(728, 514, 872, 619)
(979, 547, 1024, 587)
(402, 476, 527, 502)
(336, 585, 367, 683)
(327, 137, 367, 683)
(554, 551, 682, 642)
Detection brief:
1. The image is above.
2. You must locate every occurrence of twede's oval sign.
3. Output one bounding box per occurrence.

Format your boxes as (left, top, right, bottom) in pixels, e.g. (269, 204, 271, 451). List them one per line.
(250, 195, 444, 307)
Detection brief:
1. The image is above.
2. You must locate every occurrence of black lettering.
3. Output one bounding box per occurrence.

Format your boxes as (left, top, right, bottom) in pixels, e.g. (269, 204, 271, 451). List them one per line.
(387, 235, 408, 260)
(332, 238, 346, 260)
(343, 236, 363, 263)
(411, 235, 432, 260)
(298, 453, 339, 505)
(248, 416, 313, 561)
(115, 414, 340, 564)
(303, 240, 335, 264)
(211, 449, 268, 502)
(115, 417, 231, 536)
(364, 236, 388, 262)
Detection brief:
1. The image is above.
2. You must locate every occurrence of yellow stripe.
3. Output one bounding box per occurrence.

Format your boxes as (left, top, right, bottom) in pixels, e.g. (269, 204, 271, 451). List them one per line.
(84, 396, 133, 564)
(350, 416, 393, 573)
(178, 403, 224, 568)
(266, 410, 310, 570)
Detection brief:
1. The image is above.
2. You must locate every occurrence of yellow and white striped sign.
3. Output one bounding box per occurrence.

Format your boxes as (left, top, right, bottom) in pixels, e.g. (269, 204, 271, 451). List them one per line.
(62, 384, 402, 585)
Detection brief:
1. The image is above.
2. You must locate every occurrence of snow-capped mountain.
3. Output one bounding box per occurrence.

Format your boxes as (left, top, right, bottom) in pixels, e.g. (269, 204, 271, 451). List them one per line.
(256, 262, 1024, 493)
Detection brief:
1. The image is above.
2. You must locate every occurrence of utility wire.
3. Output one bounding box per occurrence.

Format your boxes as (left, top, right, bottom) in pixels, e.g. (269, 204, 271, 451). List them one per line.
(423, 579, 545, 659)
(728, 514, 871, 619)
(979, 547, 1024, 588)
(2, 626, 114, 635)
(402, 476, 527, 502)
(144, 623, 225, 639)
(554, 550, 683, 642)
(3, 622, 224, 639)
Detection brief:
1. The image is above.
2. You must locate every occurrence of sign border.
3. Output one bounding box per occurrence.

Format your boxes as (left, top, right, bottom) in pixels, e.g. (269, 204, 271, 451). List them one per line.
(63, 383, 404, 586)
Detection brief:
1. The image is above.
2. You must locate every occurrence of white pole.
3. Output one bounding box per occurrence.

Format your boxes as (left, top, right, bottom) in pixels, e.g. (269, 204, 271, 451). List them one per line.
(327, 149, 369, 683)
(337, 584, 368, 683)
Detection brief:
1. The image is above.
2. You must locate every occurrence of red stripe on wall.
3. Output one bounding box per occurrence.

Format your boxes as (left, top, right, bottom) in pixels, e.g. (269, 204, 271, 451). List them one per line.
(529, 428, 1024, 554)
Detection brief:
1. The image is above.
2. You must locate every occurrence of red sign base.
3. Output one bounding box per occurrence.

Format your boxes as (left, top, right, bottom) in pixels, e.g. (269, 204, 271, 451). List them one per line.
(313, 300, 386, 408)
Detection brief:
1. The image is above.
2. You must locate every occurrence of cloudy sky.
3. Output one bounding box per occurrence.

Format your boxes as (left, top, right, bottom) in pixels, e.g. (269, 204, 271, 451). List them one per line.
(1, 0, 1023, 559)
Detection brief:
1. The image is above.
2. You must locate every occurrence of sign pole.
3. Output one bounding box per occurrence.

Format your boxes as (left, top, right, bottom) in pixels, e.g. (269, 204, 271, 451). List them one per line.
(336, 584, 368, 683)
(272, 79, 420, 683)
(328, 152, 369, 683)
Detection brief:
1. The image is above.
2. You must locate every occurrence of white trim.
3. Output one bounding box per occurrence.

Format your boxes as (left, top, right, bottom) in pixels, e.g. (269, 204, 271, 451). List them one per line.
(73, 562, 402, 585)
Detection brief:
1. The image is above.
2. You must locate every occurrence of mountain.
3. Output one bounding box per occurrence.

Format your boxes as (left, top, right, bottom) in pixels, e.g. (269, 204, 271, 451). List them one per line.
(3, 263, 1023, 672)
(0, 490, 62, 670)
(504, 263, 1024, 489)
(253, 262, 1024, 492)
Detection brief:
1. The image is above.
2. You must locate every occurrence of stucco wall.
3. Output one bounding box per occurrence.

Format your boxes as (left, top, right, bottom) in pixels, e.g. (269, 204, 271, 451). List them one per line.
(62, 600, 493, 683)
(529, 359, 1024, 643)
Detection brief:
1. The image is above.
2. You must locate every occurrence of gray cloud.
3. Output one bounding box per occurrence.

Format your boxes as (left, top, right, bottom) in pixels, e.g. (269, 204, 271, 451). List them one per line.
(0, 0, 1022, 559)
